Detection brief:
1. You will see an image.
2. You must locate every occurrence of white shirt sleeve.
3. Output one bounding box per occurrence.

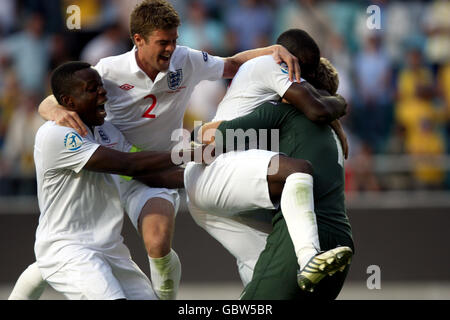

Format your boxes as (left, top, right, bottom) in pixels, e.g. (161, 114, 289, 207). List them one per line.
(253, 56, 294, 98)
(187, 48, 224, 82)
(102, 121, 133, 153)
(93, 60, 105, 77)
(40, 126, 101, 174)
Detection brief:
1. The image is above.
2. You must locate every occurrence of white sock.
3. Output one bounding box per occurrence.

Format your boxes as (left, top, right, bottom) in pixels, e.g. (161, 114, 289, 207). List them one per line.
(280, 173, 321, 270)
(8, 262, 48, 300)
(148, 249, 181, 300)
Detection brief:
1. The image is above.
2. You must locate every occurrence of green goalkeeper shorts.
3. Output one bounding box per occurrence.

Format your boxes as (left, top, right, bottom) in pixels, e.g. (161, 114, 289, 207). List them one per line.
(240, 211, 354, 300)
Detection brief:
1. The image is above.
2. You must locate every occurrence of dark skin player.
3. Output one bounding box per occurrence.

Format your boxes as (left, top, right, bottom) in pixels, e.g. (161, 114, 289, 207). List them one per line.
(55, 63, 196, 178)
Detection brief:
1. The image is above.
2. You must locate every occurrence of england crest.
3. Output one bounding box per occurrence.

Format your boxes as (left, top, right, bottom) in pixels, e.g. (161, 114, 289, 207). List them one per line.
(167, 69, 183, 90)
(97, 129, 110, 143)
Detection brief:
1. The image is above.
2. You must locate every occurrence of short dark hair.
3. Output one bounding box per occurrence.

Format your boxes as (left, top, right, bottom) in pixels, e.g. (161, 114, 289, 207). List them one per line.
(130, 0, 180, 43)
(276, 29, 320, 81)
(50, 61, 91, 105)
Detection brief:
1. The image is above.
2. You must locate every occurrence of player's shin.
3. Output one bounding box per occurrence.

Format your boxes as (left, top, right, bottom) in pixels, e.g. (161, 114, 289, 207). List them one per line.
(148, 249, 181, 300)
(280, 173, 320, 270)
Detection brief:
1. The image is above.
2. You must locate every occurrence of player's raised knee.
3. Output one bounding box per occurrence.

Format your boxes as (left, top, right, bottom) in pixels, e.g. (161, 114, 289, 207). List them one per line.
(294, 159, 313, 175)
(278, 156, 313, 176)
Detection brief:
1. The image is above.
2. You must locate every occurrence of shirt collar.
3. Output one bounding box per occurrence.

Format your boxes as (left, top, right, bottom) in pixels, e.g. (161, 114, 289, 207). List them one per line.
(129, 46, 142, 74)
(129, 46, 178, 75)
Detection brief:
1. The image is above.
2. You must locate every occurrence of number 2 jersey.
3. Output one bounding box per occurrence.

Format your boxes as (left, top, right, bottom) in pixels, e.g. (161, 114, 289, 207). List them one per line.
(94, 46, 224, 152)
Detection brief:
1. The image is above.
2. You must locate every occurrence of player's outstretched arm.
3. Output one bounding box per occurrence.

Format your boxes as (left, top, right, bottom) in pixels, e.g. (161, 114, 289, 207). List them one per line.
(283, 82, 347, 124)
(38, 95, 88, 137)
(84, 146, 180, 177)
(223, 44, 301, 82)
(135, 167, 185, 190)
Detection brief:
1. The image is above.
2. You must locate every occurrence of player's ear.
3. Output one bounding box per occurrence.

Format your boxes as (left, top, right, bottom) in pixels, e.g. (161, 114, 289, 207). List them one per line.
(133, 33, 145, 47)
(60, 95, 76, 110)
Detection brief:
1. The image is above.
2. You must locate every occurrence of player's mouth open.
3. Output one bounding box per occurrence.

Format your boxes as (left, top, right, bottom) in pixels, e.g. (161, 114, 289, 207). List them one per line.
(96, 103, 107, 117)
(159, 54, 170, 62)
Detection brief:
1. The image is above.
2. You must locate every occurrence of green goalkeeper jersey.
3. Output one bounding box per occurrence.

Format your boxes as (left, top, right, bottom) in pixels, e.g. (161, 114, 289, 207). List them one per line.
(216, 102, 352, 241)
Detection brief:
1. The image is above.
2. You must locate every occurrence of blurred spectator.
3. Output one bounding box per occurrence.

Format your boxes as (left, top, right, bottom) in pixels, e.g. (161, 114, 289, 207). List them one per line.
(437, 62, 450, 155)
(345, 125, 381, 194)
(22, 0, 64, 33)
(0, 0, 17, 36)
(395, 47, 444, 150)
(0, 69, 19, 148)
(422, 0, 450, 68)
(49, 33, 73, 70)
(80, 21, 129, 65)
(275, 0, 336, 55)
(346, 142, 381, 192)
(111, 0, 142, 33)
(321, 0, 362, 54)
(383, 124, 415, 190)
(179, 1, 226, 55)
(327, 36, 353, 102)
(384, 124, 407, 156)
(395, 47, 446, 189)
(352, 33, 393, 153)
(61, 0, 118, 32)
(408, 119, 446, 189)
(438, 63, 450, 117)
(0, 0, 448, 196)
(0, 93, 45, 195)
(225, 0, 274, 52)
(385, 1, 427, 69)
(0, 12, 51, 95)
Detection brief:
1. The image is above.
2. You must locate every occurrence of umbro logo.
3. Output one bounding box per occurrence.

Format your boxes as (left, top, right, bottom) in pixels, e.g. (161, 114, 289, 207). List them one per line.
(119, 84, 134, 91)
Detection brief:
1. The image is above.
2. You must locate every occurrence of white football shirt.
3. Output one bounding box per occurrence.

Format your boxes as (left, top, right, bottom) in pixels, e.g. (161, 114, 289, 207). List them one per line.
(34, 121, 132, 279)
(213, 55, 304, 121)
(95, 46, 224, 151)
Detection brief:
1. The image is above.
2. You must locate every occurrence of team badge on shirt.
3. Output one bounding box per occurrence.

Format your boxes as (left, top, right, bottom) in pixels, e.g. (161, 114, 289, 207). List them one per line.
(202, 51, 208, 62)
(64, 132, 83, 151)
(97, 129, 111, 144)
(167, 69, 183, 90)
(280, 62, 289, 75)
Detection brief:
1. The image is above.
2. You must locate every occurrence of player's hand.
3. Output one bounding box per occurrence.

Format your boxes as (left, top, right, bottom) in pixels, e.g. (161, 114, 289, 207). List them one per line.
(54, 108, 88, 137)
(330, 120, 349, 160)
(334, 94, 348, 118)
(182, 143, 216, 165)
(272, 44, 301, 83)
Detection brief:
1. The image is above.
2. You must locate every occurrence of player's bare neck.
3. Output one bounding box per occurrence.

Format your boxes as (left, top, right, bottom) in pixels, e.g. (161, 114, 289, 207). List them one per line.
(136, 51, 158, 82)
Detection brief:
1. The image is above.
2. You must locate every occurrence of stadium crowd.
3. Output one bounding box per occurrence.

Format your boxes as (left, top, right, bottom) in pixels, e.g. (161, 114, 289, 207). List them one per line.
(0, 0, 449, 196)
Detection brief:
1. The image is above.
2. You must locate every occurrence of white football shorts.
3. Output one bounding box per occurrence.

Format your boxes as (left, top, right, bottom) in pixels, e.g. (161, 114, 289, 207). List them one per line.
(184, 149, 278, 216)
(188, 203, 269, 286)
(115, 178, 180, 231)
(45, 250, 157, 300)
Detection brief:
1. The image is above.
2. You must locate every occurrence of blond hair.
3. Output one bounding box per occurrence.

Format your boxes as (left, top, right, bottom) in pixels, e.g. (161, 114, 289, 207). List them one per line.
(130, 0, 180, 43)
(315, 57, 339, 95)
